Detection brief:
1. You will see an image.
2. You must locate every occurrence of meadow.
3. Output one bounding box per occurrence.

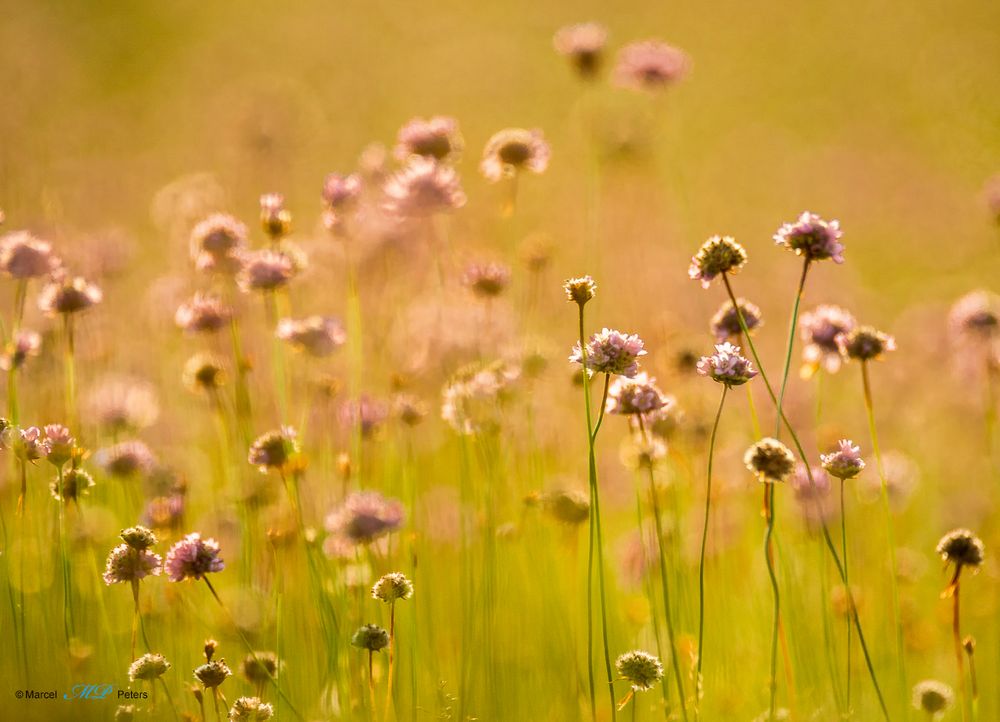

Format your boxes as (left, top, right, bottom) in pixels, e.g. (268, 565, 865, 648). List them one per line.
(1, 2, 999, 721)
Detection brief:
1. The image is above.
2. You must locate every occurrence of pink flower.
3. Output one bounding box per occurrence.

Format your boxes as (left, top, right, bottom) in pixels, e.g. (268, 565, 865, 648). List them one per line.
(614, 40, 690, 91)
(260, 193, 292, 239)
(103, 543, 162, 584)
(189, 214, 247, 261)
(480, 129, 550, 182)
(606, 372, 667, 415)
(688, 236, 748, 288)
(799, 305, 856, 377)
(570, 328, 646, 378)
(696, 342, 757, 387)
(276, 316, 346, 357)
(38, 273, 102, 315)
(0, 231, 60, 278)
(324, 492, 404, 557)
(237, 249, 296, 292)
(321, 174, 362, 231)
(773, 212, 844, 264)
(553, 22, 608, 78)
(164, 533, 224, 581)
(384, 157, 466, 216)
(394, 116, 463, 162)
(0, 330, 41, 371)
(820, 439, 866, 480)
(175, 292, 232, 334)
(462, 261, 511, 298)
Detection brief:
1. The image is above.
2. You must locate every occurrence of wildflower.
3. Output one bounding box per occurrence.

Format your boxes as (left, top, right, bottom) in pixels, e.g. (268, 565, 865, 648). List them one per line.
(339, 396, 389, 438)
(540, 488, 590, 525)
(696, 342, 757, 387)
(0, 329, 41, 371)
(799, 304, 856, 376)
(190, 214, 248, 261)
(463, 261, 511, 298)
(395, 116, 463, 162)
(260, 193, 291, 240)
(0, 231, 60, 278)
(129, 653, 171, 682)
(480, 128, 550, 182)
(911, 680, 954, 718)
(564, 275, 597, 306)
(372, 572, 414, 603)
(936, 529, 985, 570)
(276, 315, 346, 357)
(324, 491, 404, 556)
(86, 377, 160, 432)
(120, 525, 158, 551)
(688, 236, 748, 288)
(710, 297, 762, 341)
(183, 353, 227, 393)
(773, 212, 844, 263)
(789, 464, 833, 531)
(619, 434, 668, 472)
(441, 359, 521, 435)
(241, 653, 281, 686)
(10, 425, 47, 462)
(50, 467, 95, 502)
(393, 393, 427, 426)
(175, 293, 232, 334)
(38, 274, 102, 315)
(384, 157, 466, 216)
(103, 543, 162, 585)
(194, 659, 232, 689)
(615, 650, 663, 691)
(248, 427, 299, 473)
(570, 328, 646, 378)
(837, 325, 896, 361)
(351, 624, 390, 652)
(553, 22, 608, 79)
(321, 173, 362, 230)
(948, 290, 1000, 346)
(95, 440, 157, 478)
(164, 533, 225, 581)
(606, 372, 667, 415)
(40, 424, 72, 466)
(744, 438, 796, 483)
(614, 40, 690, 91)
(229, 697, 274, 721)
(143, 494, 185, 530)
(820, 439, 865, 480)
(521, 232, 553, 272)
(237, 249, 296, 293)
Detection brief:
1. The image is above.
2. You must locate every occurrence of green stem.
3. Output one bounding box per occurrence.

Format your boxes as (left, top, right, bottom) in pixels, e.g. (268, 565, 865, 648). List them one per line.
(63, 315, 77, 430)
(840, 479, 852, 712)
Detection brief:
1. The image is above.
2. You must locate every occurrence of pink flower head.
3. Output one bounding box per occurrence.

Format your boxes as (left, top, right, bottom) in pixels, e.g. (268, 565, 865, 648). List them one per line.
(696, 342, 757, 387)
(606, 372, 667, 415)
(103, 543, 162, 585)
(688, 236, 748, 288)
(324, 491, 404, 556)
(0, 231, 60, 279)
(837, 325, 896, 362)
(383, 157, 466, 216)
(553, 22, 608, 78)
(95, 440, 157, 478)
(237, 249, 296, 293)
(164, 533, 224, 581)
(570, 328, 647, 378)
(462, 261, 511, 298)
(86, 376, 160, 432)
(773, 212, 844, 264)
(480, 128, 550, 182)
(710, 297, 762, 342)
(394, 116, 463, 162)
(321, 174, 362, 231)
(248, 426, 299, 472)
(948, 290, 1000, 346)
(799, 304, 856, 377)
(614, 40, 690, 91)
(0, 329, 41, 371)
(43, 424, 74, 466)
(38, 273, 102, 315)
(9, 425, 48, 462)
(189, 214, 247, 261)
(276, 316, 346, 357)
(820, 439, 866, 480)
(790, 464, 834, 532)
(339, 396, 389, 438)
(175, 292, 232, 334)
(260, 193, 292, 239)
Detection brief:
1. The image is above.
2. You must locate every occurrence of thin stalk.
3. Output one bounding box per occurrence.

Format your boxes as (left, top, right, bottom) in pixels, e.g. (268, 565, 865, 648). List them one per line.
(228, 315, 253, 444)
(131, 580, 140, 662)
(385, 601, 396, 721)
(57, 466, 73, 644)
(63, 315, 77, 429)
(369, 650, 376, 722)
(840, 480, 852, 712)
(948, 569, 969, 722)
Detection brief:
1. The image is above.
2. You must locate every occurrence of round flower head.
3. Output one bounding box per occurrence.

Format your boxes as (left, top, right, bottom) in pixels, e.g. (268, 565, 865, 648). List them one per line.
(190, 214, 248, 261)
(911, 680, 954, 718)
(563, 275, 597, 306)
(441, 359, 521, 435)
(393, 393, 427, 427)
(936, 528, 985, 570)
(615, 650, 663, 691)
(129, 653, 171, 682)
(837, 325, 896, 362)
(164, 533, 225, 581)
(570, 328, 647, 378)
(820, 439, 866, 480)
(351, 624, 390, 652)
(339, 396, 390, 438)
(183, 353, 227, 394)
(194, 659, 232, 689)
(276, 316, 346, 357)
(480, 128, 550, 182)
(50, 467, 95, 502)
(10, 425, 48, 462)
(260, 193, 291, 239)
(38, 274, 102, 315)
(688, 236, 748, 288)
(697, 342, 757, 387)
(143, 493, 185, 531)
(237, 249, 296, 293)
(0, 231, 60, 278)
(95, 440, 157, 478)
(241, 652, 281, 686)
(553, 22, 608, 79)
(324, 491, 405, 553)
(744, 438, 796, 483)
(43, 424, 74, 467)
(614, 40, 690, 91)
(321, 173, 362, 231)
(606, 372, 667, 415)
(248, 427, 299, 473)
(790, 464, 833, 531)
(372, 572, 414, 603)
(948, 290, 1000, 346)
(0, 329, 41, 372)
(175, 293, 232, 334)
(384, 157, 466, 216)
(103, 543, 162, 585)
(120, 525, 158, 551)
(773, 212, 844, 263)
(799, 304, 856, 376)
(462, 261, 511, 299)
(710, 297, 762, 342)
(395, 116, 463, 162)
(540, 488, 590, 525)
(229, 697, 274, 722)
(86, 376, 160, 433)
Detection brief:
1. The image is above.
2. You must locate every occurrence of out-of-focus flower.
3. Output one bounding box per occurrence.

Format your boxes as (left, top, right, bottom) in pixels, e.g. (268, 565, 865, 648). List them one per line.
(858, 450, 918, 511)
(799, 304, 856, 377)
(339, 396, 389, 438)
(982, 174, 1000, 224)
(773, 212, 844, 264)
(837, 325, 896, 362)
(384, 157, 466, 216)
(129, 653, 171, 682)
(95, 440, 157, 478)
(606, 372, 667, 415)
(948, 290, 1000, 350)
(539, 488, 590, 525)
(395, 116, 463, 162)
(554, 22, 608, 79)
(351, 624, 389, 652)
(911, 680, 954, 719)
(237, 249, 296, 293)
(619, 434, 668, 472)
(50, 467, 95, 502)
(175, 293, 232, 334)
(102, 543, 162, 585)
(183, 353, 227, 394)
(744, 438, 796, 483)
(321, 173, 363, 231)
(38, 273, 102, 315)
(710, 298, 762, 342)
(143, 494, 185, 531)
(441, 359, 521, 435)
(194, 659, 232, 688)
(260, 193, 292, 240)
(0, 330, 41, 371)
(43, 424, 74, 467)
(393, 393, 427, 426)
(570, 328, 646, 378)
(0, 231, 60, 278)
(936, 529, 985, 570)
(229, 696, 274, 721)
(463, 261, 511, 298)
(820, 440, 866, 480)
(520, 232, 553, 272)
(616, 650, 663, 691)
(564, 275, 597, 306)
(241, 652, 281, 687)
(86, 376, 160, 433)
(790, 464, 833, 532)
(9, 425, 48, 462)
(248, 427, 299, 473)
(276, 315, 346, 357)
(324, 491, 404, 557)
(164, 533, 224, 581)
(480, 129, 550, 182)
(120, 525, 158, 551)
(688, 236, 747, 288)
(190, 214, 248, 262)
(614, 40, 690, 91)
(697, 342, 757, 387)
(372, 572, 414, 603)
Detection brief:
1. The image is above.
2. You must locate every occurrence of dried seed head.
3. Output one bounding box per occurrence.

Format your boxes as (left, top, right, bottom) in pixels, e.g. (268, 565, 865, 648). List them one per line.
(50, 467, 95, 502)
(229, 696, 274, 721)
(615, 650, 663, 691)
(837, 325, 895, 362)
(480, 128, 550, 182)
(936, 528, 985, 569)
(563, 276, 597, 306)
(820, 439, 866, 480)
(371, 572, 414, 603)
(194, 659, 232, 689)
(120, 525, 158, 551)
(688, 236, 747, 288)
(129, 653, 171, 682)
(241, 652, 281, 686)
(911, 680, 954, 717)
(744, 438, 796, 483)
(351, 624, 390, 652)
(540, 488, 590, 525)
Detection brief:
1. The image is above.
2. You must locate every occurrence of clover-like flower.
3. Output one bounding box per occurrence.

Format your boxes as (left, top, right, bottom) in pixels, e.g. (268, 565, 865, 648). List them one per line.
(696, 342, 757, 387)
(229, 696, 274, 721)
(129, 653, 171, 682)
(773, 212, 844, 263)
(606, 372, 667, 415)
(276, 316, 346, 357)
(248, 427, 299, 473)
(799, 304, 856, 376)
(384, 157, 466, 216)
(563, 275, 597, 306)
(837, 325, 896, 362)
(689, 236, 747, 288)
(820, 439, 866, 480)
(103, 543, 162, 585)
(164, 533, 224, 581)
(38, 274, 102, 315)
(553, 22, 608, 79)
(615, 650, 663, 691)
(936, 529, 985, 570)
(194, 659, 232, 689)
(480, 129, 550, 182)
(744, 438, 796, 483)
(351, 624, 390, 652)
(614, 40, 690, 91)
(570, 328, 646, 378)
(372, 572, 414, 603)
(710, 297, 762, 342)
(395, 116, 463, 162)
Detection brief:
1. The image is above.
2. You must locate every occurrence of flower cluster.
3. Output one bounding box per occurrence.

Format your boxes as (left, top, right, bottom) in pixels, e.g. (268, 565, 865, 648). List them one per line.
(689, 236, 747, 288)
(773, 212, 844, 263)
(697, 342, 757, 387)
(570, 328, 646, 378)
